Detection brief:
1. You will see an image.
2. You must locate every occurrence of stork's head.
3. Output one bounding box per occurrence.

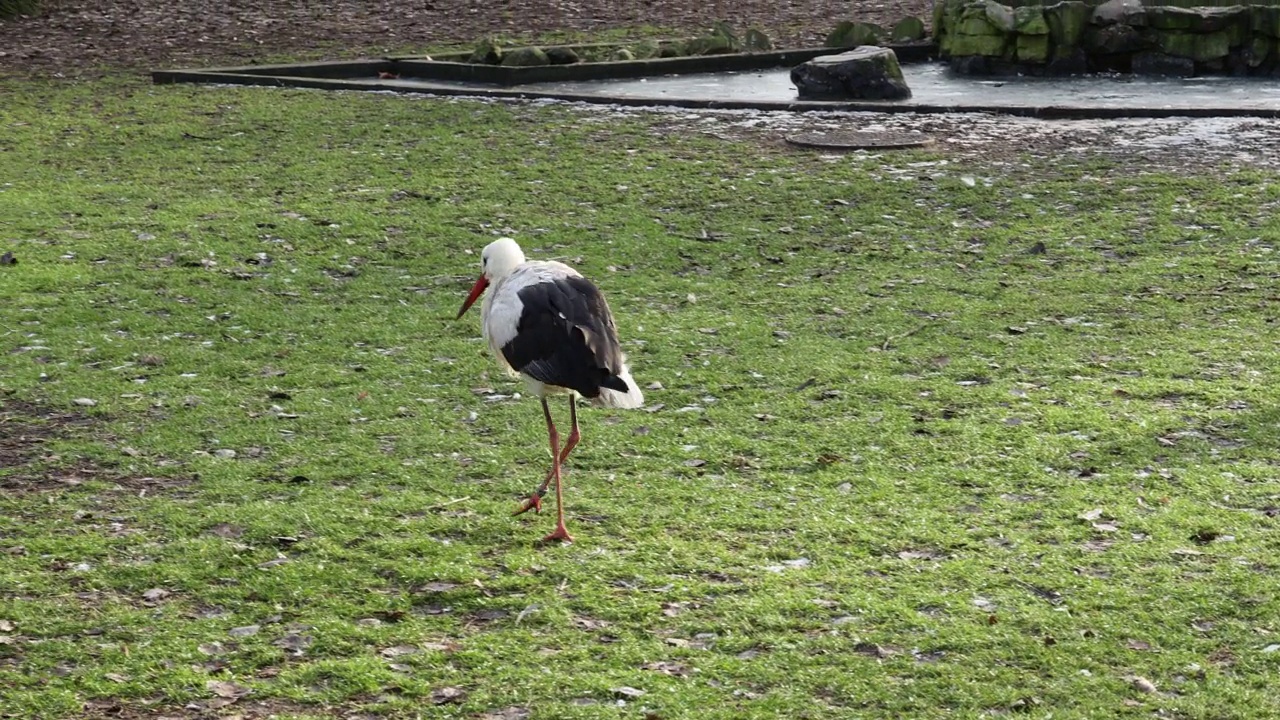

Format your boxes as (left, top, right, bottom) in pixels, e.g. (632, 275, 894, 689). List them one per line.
(456, 237, 525, 319)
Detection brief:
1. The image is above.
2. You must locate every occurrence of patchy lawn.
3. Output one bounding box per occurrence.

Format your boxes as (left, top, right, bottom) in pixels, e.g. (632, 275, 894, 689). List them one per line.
(2, 73, 1280, 719)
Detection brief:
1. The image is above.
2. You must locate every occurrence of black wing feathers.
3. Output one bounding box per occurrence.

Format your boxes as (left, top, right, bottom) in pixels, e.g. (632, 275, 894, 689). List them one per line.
(500, 276, 628, 398)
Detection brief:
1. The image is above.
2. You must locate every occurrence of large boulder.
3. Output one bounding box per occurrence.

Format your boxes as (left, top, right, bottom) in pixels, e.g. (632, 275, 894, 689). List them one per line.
(1132, 51, 1196, 76)
(1044, 1, 1091, 48)
(1091, 0, 1146, 27)
(1253, 6, 1280, 39)
(891, 16, 928, 42)
(1158, 30, 1231, 61)
(791, 47, 912, 100)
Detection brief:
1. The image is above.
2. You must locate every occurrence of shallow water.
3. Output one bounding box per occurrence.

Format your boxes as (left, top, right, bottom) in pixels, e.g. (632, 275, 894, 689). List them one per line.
(508, 64, 1280, 110)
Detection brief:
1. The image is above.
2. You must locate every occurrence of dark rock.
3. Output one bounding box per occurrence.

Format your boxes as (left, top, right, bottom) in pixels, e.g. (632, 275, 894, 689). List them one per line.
(1253, 6, 1280, 39)
(950, 54, 992, 74)
(791, 47, 912, 100)
(1046, 47, 1089, 75)
(1092, 0, 1147, 27)
(1132, 51, 1195, 77)
(1085, 24, 1148, 55)
(544, 47, 581, 65)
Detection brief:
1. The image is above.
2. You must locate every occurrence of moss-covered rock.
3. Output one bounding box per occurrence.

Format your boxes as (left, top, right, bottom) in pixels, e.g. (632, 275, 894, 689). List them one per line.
(745, 27, 774, 51)
(891, 16, 927, 42)
(500, 46, 549, 66)
(1243, 35, 1274, 67)
(631, 39, 662, 59)
(468, 37, 503, 64)
(791, 46, 912, 99)
(1252, 6, 1280, 39)
(1015, 34, 1051, 63)
(1158, 30, 1231, 61)
(610, 48, 635, 62)
(957, 4, 1004, 36)
(658, 42, 685, 58)
(1013, 6, 1049, 35)
(684, 35, 736, 55)
(950, 32, 1009, 57)
(825, 20, 887, 48)
(1044, 2, 1090, 48)
(544, 47, 581, 65)
(984, 1, 1015, 33)
(711, 20, 742, 49)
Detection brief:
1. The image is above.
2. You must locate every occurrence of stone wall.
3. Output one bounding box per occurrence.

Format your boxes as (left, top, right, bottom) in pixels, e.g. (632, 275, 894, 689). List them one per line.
(934, 0, 1280, 76)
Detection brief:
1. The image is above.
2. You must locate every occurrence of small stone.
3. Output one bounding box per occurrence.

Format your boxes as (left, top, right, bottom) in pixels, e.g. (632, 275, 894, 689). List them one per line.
(213, 449, 237, 459)
(72, 398, 97, 407)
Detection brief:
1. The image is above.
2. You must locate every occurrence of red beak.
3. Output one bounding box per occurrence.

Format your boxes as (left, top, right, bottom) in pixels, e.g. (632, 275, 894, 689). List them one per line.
(456, 275, 489, 319)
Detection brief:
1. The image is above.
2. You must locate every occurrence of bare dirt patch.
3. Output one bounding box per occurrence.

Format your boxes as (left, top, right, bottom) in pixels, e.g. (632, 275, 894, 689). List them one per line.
(0, 394, 183, 494)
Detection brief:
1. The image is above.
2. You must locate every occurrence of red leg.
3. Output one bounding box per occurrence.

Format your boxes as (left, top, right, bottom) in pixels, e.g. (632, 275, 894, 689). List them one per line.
(513, 398, 580, 516)
(538, 397, 573, 543)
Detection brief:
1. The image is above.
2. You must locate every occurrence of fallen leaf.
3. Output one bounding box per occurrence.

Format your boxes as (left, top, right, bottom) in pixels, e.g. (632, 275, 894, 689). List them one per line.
(683, 459, 706, 467)
(641, 660, 690, 676)
(420, 581, 458, 593)
(431, 686, 466, 704)
(1078, 508, 1104, 521)
(72, 398, 97, 407)
(1130, 676, 1158, 694)
(612, 686, 646, 700)
(105, 672, 130, 683)
(0, 620, 12, 632)
(1125, 639, 1153, 652)
(141, 588, 170, 601)
(381, 645, 419, 658)
(206, 680, 251, 699)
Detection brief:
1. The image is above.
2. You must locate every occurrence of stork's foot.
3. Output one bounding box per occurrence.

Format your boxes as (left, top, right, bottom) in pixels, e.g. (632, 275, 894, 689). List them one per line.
(540, 523, 575, 543)
(512, 492, 543, 516)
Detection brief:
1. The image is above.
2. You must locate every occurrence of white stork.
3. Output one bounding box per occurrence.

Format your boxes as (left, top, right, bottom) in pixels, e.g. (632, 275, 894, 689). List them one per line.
(456, 238, 644, 542)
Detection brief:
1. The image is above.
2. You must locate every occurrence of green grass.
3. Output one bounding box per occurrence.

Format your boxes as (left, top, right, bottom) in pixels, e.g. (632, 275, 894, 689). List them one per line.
(2, 72, 1280, 720)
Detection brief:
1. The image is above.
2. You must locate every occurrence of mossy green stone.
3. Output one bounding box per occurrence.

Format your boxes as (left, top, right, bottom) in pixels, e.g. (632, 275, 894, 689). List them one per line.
(958, 4, 1004, 36)
(1044, 1, 1090, 47)
(631, 39, 662, 59)
(1158, 29, 1230, 61)
(1016, 34, 1051, 62)
(501, 46, 549, 66)
(892, 16, 928, 41)
(950, 32, 1009, 56)
(1013, 6, 1050, 35)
